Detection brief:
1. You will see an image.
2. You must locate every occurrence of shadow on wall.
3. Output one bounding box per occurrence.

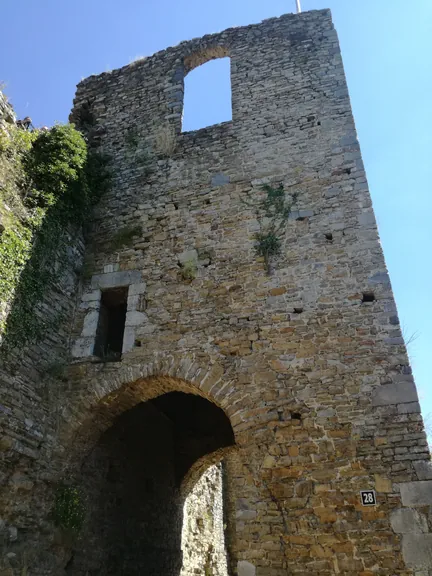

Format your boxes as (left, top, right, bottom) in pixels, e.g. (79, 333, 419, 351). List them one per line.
(66, 392, 235, 576)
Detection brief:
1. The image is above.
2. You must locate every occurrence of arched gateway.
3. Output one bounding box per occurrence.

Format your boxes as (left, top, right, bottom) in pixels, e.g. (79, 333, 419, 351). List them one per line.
(1, 8, 431, 576)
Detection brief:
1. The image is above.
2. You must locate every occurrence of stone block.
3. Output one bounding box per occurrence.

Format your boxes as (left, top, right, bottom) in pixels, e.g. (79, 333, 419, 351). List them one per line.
(372, 382, 418, 406)
(400, 481, 432, 506)
(398, 402, 421, 414)
(368, 271, 391, 286)
(129, 282, 147, 296)
(127, 295, 140, 310)
(298, 209, 314, 218)
(325, 186, 340, 198)
(358, 210, 376, 228)
(71, 338, 94, 358)
(211, 173, 230, 186)
(125, 311, 147, 327)
(103, 263, 119, 273)
(238, 561, 256, 576)
(122, 327, 136, 353)
(390, 508, 428, 534)
(236, 509, 257, 521)
(375, 475, 392, 493)
(402, 534, 432, 568)
(81, 290, 101, 302)
(81, 310, 99, 337)
(91, 270, 142, 290)
(414, 461, 432, 481)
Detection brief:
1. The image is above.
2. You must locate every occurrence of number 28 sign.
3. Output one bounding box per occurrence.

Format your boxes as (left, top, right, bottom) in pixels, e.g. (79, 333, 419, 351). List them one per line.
(360, 490, 377, 506)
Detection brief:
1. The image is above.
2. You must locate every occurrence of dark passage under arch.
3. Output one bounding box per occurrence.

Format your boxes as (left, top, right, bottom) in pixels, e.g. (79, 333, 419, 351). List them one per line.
(67, 392, 234, 576)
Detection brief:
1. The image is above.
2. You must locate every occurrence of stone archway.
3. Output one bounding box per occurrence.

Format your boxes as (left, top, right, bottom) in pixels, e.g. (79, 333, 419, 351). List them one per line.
(58, 369, 237, 576)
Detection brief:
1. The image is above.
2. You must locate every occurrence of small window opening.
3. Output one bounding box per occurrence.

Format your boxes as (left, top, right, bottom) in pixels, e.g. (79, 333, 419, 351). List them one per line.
(291, 412, 302, 421)
(362, 292, 376, 303)
(325, 232, 333, 242)
(94, 287, 128, 361)
(293, 307, 304, 314)
(182, 58, 232, 132)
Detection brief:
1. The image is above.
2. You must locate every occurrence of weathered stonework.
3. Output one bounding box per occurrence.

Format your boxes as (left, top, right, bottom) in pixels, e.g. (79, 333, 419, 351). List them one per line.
(1, 8, 432, 576)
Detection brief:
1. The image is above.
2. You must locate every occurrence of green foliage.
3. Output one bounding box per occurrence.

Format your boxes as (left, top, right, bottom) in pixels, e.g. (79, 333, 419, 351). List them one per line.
(245, 183, 298, 274)
(110, 225, 142, 250)
(180, 259, 197, 281)
(53, 486, 85, 533)
(0, 224, 32, 309)
(255, 231, 281, 259)
(0, 126, 36, 220)
(0, 123, 111, 352)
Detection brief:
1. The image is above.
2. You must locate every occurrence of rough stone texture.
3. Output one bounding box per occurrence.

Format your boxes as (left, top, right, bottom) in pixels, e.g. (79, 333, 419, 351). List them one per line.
(181, 464, 228, 576)
(0, 9, 431, 576)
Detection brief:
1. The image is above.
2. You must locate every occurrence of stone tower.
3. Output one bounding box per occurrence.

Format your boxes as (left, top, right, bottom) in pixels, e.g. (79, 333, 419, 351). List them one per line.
(1, 8, 431, 576)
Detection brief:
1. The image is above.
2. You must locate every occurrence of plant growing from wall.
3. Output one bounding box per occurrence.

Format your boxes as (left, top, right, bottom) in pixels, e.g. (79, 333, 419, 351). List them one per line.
(0, 123, 111, 354)
(53, 485, 85, 533)
(244, 183, 298, 274)
(180, 258, 198, 281)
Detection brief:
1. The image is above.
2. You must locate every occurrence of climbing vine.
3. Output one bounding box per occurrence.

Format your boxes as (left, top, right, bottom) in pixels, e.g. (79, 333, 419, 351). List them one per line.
(244, 183, 298, 274)
(0, 123, 110, 353)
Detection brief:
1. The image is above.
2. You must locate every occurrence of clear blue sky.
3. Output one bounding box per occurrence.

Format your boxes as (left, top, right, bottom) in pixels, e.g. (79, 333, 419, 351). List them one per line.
(2, 1, 431, 427)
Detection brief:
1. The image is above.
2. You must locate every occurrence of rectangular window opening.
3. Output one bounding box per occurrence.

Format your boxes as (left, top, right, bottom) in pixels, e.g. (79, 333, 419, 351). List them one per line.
(182, 57, 232, 132)
(94, 287, 128, 361)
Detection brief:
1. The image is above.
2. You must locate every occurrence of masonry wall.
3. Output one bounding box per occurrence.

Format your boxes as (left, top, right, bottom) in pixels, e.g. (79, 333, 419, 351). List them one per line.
(1, 8, 432, 576)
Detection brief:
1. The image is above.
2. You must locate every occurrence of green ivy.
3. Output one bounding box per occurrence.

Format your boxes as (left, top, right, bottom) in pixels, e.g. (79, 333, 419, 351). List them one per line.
(53, 485, 85, 533)
(0, 123, 111, 353)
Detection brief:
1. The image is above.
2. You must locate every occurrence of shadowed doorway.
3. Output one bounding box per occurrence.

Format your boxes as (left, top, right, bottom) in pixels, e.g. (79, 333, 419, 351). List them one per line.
(67, 392, 235, 575)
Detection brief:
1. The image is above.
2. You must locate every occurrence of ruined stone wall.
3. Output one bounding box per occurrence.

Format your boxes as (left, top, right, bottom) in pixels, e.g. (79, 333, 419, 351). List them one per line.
(0, 92, 86, 575)
(65, 9, 432, 574)
(1, 8, 432, 576)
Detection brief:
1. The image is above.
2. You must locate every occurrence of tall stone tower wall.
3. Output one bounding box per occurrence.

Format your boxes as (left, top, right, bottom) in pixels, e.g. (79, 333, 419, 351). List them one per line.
(0, 8, 431, 576)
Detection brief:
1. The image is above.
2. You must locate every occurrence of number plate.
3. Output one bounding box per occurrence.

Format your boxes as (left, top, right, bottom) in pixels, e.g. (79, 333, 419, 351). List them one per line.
(360, 490, 376, 506)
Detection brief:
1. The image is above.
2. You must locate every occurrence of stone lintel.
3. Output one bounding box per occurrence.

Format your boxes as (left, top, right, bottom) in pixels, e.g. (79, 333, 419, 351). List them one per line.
(91, 270, 142, 290)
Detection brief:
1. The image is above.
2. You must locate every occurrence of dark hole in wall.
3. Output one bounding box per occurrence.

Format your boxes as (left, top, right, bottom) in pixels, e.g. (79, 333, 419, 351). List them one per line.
(71, 392, 235, 576)
(362, 292, 376, 303)
(94, 287, 128, 360)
